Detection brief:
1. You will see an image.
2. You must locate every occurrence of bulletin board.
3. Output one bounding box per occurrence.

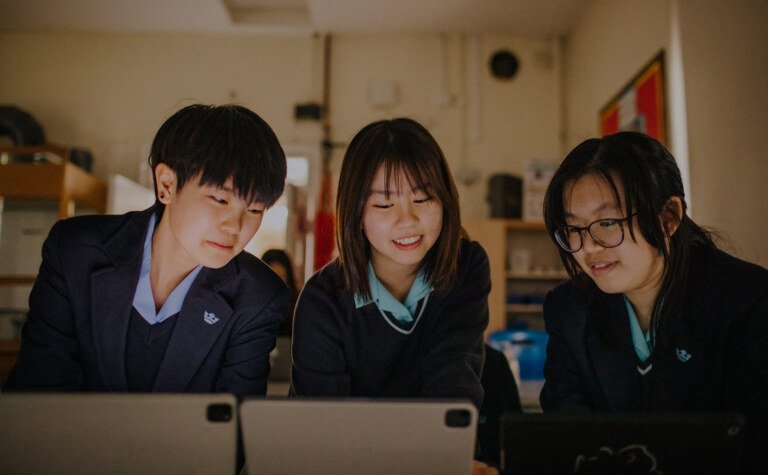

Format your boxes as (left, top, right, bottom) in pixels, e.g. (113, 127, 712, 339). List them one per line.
(599, 51, 667, 144)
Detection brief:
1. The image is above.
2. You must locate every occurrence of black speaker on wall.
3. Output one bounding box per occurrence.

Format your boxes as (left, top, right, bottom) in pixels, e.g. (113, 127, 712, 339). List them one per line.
(489, 50, 520, 80)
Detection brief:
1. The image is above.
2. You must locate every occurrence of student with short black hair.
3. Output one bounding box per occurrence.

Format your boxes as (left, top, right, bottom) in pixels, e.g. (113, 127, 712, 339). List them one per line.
(4, 104, 289, 398)
(540, 131, 768, 473)
(291, 118, 489, 406)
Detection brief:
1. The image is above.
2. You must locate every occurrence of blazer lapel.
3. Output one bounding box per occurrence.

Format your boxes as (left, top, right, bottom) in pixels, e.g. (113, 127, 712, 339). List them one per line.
(91, 208, 152, 391)
(152, 263, 236, 392)
(585, 294, 643, 411)
(647, 309, 703, 410)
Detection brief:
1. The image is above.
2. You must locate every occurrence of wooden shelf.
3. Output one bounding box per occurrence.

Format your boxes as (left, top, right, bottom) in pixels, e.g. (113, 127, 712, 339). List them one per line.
(507, 304, 544, 314)
(507, 271, 568, 280)
(464, 218, 564, 337)
(499, 219, 548, 231)
(0, 276, 36, 286)
(0, 145, 107, 218)
(1, 146, 107, 290)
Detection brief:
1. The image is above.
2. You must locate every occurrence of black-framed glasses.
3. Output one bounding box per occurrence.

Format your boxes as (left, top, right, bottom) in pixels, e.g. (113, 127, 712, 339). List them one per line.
(554, 214, 636, 253)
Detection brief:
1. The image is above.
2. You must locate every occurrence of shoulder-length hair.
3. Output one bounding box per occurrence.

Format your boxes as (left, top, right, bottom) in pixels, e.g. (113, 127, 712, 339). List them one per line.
(543, 131, 714, 348)
(149, 104, 286, 215)
(336, 117, 462, 299)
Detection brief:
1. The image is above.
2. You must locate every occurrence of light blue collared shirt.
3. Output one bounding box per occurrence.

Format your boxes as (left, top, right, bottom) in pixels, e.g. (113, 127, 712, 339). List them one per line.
(354, 262, 433, 333)
(131, 213, 203, 325)
(624, 296, 653, 362)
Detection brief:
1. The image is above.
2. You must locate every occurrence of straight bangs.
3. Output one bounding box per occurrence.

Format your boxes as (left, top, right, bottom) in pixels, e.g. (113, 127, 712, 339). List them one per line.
(150, 104, 286, 208)
(193, 107, 286, 207)
(545, 136, 673, 284)
(336, 118, 461, 298)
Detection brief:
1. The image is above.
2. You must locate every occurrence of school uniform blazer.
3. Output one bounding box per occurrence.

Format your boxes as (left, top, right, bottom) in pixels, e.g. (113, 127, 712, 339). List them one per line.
(291, 239, 489, 409)
(540, 245, 768, 471)
(3, 207, 289, 397)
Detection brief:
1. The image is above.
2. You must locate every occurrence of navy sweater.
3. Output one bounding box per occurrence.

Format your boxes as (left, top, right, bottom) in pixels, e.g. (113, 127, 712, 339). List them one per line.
(291, 239, 490, 409)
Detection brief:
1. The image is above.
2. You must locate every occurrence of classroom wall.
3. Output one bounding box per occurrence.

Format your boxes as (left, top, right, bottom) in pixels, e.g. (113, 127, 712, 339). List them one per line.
(0, 32, 318, 183)
(0, 31, 562, 220)
(562, 0, 671, 149)
(562, 0, 767, 266)
(677, 0, 768, 266)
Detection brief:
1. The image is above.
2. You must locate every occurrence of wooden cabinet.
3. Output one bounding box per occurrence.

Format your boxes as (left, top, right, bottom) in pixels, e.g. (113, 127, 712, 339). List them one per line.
(0, 146, 107, 384)
(464, 219, 566, 337)
(0, 146, 107, 284)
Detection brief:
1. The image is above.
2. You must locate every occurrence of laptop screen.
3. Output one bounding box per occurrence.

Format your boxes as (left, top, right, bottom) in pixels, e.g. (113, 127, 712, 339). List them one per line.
(0, 393, 237, 475)
(500, 412, 745, 475)
(240, 398, 477, 475)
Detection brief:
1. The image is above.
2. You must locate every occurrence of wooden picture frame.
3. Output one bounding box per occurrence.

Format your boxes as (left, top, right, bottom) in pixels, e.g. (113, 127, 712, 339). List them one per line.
(600, 51, 667, 144)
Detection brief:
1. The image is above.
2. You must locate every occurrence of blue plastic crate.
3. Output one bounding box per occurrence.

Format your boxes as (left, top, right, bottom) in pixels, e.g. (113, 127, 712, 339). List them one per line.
(488, 330, 548, 381)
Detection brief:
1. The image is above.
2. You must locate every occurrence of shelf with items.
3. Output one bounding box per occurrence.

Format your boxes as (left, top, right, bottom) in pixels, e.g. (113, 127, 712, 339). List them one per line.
(0, 146, 107, 376)
(0, 145, 107, 219)
(464, 218, 567, 338)
(0, 145, 107, 285)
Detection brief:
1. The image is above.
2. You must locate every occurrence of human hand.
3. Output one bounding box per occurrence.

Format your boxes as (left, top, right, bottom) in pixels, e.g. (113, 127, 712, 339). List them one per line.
(472, 460, 499, 475)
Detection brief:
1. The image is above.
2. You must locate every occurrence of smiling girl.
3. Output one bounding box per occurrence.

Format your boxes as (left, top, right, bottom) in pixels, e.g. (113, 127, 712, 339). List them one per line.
(540, 131, 768, 472)
(290, 118, 489, 409)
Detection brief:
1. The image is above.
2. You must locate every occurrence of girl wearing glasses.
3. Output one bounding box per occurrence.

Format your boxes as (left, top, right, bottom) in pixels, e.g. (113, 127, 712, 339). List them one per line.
(540, 131, 767, 471)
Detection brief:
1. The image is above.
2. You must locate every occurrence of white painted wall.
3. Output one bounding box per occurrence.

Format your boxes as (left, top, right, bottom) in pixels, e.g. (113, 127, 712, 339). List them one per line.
(0, 31, 318, 181)
(677, 0, 768, 265)
(0, 30, 562, 220)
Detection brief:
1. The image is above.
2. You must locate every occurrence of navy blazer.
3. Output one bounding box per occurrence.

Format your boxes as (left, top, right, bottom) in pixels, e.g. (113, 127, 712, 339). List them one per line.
(540, 245, 768, 472)
(4, 207, 289, 397)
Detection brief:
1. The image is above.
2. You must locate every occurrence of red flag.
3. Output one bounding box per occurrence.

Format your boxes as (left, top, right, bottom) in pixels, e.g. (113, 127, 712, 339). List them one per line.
(313, 172, 335, 271)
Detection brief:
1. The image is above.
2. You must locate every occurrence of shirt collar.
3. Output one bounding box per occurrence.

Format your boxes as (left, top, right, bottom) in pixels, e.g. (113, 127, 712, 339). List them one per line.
(354, 262, 433, 323)
(624, 295, 653, 362)
(132, 213, 203, 324)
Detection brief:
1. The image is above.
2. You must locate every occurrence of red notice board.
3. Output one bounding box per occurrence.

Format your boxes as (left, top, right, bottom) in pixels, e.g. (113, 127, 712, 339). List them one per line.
(600, 51, 667, 144)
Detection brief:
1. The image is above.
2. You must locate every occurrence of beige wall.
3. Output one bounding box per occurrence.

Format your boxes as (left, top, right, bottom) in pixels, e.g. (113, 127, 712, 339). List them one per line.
(0, 31, 562, 220)
(563, 0, 767, 266)
(563, 0, 671, 148)
(678, 0, 768, 265)
(0, 32, 317, 181)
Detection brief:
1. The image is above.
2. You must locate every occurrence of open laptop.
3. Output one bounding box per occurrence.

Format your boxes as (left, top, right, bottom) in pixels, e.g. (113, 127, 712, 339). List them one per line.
(0, 393, 237, 475)
(240, 399, 477, 475)
(500, 412, 745, 474)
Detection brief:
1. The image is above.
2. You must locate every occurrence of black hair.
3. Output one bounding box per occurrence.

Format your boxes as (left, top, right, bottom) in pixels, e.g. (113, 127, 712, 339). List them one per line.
(336, 117, 462, 299)
(148, 104, 286, 214)
(543, 131, 714, 349)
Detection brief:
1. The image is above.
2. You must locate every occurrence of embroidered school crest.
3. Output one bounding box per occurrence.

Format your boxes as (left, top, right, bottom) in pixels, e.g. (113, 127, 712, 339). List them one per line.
(675, 347, 692, 363)
(204, 311, 219, 325)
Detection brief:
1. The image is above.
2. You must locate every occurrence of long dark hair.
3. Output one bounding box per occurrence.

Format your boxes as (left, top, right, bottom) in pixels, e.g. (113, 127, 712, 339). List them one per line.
(336, 117, 462, 299)
(544, 131, 714, 349)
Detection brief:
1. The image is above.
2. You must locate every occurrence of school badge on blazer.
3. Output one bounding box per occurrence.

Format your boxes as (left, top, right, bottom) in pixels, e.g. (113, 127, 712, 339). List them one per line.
(675, 348, 692, 363)
(204, 311, 219, 325)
